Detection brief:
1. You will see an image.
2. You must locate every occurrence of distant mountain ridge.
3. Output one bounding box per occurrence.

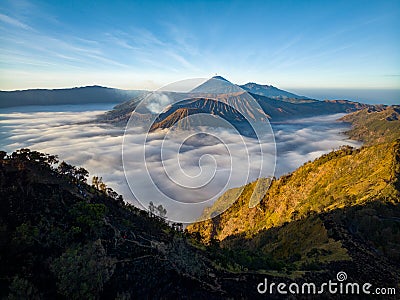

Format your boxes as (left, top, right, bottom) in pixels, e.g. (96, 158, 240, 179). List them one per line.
(0, 78, 381, 133)
(340, 105, 400, 145)
(98, 95, 374, 134)
(0, 86, 145, 108)
(0, 77, 374, 110)
(94, 76, 377, 134)
(0, 77, 318, 109)
(240, 82, 314, 103)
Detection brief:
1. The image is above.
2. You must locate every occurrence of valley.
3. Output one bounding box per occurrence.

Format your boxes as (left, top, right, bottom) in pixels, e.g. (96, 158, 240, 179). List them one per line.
(1, 78, 398, 298)
(1, 105, 399, 299)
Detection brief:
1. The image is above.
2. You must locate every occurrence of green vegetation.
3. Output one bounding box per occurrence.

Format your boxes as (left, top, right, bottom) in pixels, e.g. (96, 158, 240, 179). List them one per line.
(187, 108, 400, 288)
(2, 106, 400, 298)
(340, 105, 400, 145)
(188, 137, 400, 282)
(50, 241, 116, 299)
(0, 149, 226, 299)
(188, 141, 400, 242)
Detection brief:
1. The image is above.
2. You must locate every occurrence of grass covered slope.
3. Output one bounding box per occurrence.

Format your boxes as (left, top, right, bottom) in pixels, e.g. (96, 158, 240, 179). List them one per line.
(340, 105, 400, 145)
(188, 141, 400, 242)
(7, 149, 390, 299)
(187, 108, 400, 289)
(187, 140, 400, 288)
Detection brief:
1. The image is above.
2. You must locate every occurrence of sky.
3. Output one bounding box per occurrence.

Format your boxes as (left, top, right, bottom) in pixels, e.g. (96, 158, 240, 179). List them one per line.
(0, 0, 399, 93)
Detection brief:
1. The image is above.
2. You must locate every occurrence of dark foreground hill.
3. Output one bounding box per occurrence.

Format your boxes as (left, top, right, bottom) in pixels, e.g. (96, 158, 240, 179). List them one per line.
(2, 139, 400, 299)
(0, 149, 331, 299)
(0, 149, 227, 299)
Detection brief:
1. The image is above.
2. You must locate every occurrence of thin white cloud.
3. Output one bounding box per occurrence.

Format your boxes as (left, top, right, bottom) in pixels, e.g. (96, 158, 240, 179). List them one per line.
(165, 50, 196, 70)
(104, 32, 139, 50)
(0, 13, 32, 30)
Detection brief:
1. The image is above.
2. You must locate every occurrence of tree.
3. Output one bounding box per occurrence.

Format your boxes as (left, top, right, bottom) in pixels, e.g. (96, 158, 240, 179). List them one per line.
(92, 176, 100, 189)
(51, 240, 115, 299)
(69, 201, 107, 235)
(10, 149, 58, 168)
(46, 154, 59, 166)
(0, 151, 7, 160)
(148, 201, 155, 216)
(106, 187, 118, 200)
(7, 276, 41, 300)
(157, 205, 167, 219)
(99, 181, 107, 192)
(75, 167, 89, 183)
(92, 176, 107, 192)
(148, 202, 167, 218)
(58, 161, 76, 178)
(116, 195, 124, 204)
(58, 162, 88, 183)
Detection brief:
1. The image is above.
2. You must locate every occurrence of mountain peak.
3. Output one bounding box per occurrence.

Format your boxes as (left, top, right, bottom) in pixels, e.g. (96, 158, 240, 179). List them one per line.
(211, 75, 230, 82)
(190, 76, 242, 94)
(244, 82, 272, 87)
(240, 82, 313, 102)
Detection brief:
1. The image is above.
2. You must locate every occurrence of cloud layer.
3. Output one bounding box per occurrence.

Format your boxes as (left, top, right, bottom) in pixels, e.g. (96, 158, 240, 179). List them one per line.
(0, 106, 360, 222)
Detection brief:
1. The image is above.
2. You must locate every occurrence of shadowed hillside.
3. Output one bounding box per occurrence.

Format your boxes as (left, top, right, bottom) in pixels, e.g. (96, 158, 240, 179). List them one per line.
(0, 149, 226, 299)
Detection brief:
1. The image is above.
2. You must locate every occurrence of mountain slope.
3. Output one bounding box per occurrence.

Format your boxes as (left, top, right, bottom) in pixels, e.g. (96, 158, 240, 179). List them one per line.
(98, 90, 374, 128)
(0, 149, 228, 299)
(0, 86, 145, 108)
(187, 110, 400, 290)
(240, 82, 314, 103)
(150, 107, 203, 131)
(340, 105, 400, 145)
(2, 129, 399, 296)
(252, 94, 372, 120)
(5, 149, 361, 299)
(188, 141, 400, 241)
(7, 149, 392, 299)
(190, 76, 243, 94)
(187, 139, 400, 289)
(149, 94, 269, 135)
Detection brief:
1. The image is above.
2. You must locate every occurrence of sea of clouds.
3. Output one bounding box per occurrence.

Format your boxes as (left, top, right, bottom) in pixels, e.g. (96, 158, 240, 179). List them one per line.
(0, 105, 360, 222)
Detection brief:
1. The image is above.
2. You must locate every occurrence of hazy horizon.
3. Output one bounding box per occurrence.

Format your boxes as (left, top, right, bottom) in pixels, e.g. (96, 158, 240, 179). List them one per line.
(290, 87, 400, 105)
(1, 83, 398, 105)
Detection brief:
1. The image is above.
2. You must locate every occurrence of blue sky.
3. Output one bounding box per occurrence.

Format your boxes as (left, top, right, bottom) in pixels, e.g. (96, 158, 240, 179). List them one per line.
(0, 0, 399, 92)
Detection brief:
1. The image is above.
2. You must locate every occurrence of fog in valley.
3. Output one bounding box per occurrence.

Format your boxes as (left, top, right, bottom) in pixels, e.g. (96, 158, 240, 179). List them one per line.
(0, 105, 360, 222)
